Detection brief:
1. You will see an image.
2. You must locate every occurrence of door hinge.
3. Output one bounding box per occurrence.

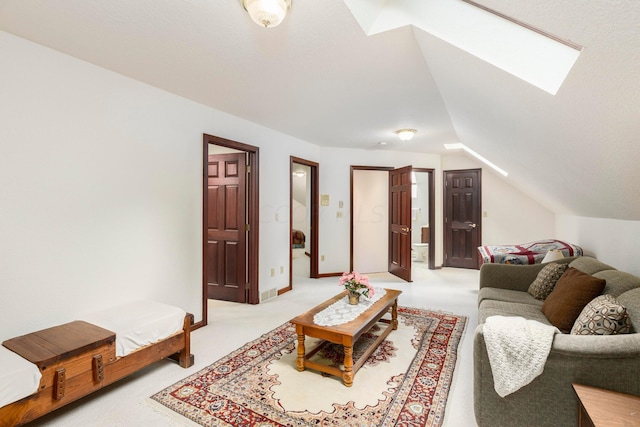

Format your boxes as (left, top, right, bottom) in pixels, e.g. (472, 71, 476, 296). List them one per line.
(245, 282, 250, 290)
(247, 165, 251, 173)
(245, 224, 250, 231)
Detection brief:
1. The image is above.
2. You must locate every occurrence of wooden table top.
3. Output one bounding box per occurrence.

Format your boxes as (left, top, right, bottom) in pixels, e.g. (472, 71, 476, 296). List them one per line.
(573, 383, 640, 427)
(3, 321, 115, 367)
(290, 288, 401, 336)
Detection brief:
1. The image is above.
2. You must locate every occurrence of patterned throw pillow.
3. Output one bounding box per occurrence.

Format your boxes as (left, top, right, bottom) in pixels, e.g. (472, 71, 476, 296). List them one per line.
(528, 262, 569, 300)
(571, 294, 631, 335)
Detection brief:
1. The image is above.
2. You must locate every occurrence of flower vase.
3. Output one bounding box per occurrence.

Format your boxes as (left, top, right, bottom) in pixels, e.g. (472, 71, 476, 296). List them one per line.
(348, 291, 360, 305)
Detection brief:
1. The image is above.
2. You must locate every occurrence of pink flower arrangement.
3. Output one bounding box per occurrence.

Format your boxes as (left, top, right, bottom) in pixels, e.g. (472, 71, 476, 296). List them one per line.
(339, 271, 375, 298)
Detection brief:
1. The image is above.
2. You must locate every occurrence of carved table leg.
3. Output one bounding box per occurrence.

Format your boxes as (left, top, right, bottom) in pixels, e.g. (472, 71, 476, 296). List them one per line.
(343, 344, 354, 387)
(392, 299, 399, 330)
(296, 325, 306, 372)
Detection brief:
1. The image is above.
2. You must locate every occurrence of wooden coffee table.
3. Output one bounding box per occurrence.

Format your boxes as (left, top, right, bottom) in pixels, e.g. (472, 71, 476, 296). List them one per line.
(290, 288, 401, 387)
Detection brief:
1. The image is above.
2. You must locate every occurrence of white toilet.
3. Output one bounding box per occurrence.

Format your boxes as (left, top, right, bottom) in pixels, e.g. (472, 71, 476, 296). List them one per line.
(412, 243, 429, 262)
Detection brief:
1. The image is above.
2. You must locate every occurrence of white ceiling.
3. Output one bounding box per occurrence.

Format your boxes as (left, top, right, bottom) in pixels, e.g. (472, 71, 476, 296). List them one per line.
(1, 0, 639, 220)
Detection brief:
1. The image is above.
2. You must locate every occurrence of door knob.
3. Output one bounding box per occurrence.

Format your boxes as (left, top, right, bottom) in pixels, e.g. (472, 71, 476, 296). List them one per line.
(401, 227, 410, 232)
(469, 223, 477, 229)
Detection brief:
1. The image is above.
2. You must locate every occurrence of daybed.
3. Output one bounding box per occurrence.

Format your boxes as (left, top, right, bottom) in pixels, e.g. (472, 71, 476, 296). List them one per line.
(0, 300, 194, 427)
(478, 238, 583, 265)
(474, 256, 640, 427)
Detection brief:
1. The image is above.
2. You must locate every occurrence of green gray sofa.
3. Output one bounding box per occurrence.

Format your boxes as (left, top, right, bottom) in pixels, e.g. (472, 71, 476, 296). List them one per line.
(474, 256, 640, 427)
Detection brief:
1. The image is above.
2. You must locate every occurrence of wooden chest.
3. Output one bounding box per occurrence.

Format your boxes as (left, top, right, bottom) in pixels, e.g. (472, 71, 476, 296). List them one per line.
(2, 321, 116, 423)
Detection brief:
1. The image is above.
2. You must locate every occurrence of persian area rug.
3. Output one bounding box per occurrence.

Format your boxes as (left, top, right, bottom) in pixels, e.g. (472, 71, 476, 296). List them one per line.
(151, 307, 467, 427)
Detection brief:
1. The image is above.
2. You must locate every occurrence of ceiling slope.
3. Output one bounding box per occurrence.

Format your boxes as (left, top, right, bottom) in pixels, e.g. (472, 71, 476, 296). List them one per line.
(0, 1, 638, 220)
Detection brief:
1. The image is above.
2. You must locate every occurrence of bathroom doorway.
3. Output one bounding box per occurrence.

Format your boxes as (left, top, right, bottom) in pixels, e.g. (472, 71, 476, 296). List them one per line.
(351, 166, 434, 281)
(410, 168, 435, 277)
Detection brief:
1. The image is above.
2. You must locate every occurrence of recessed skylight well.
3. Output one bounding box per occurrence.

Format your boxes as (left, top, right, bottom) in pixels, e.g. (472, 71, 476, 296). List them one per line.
(444, 143, 508, 176)
(344, 0, 582, 95)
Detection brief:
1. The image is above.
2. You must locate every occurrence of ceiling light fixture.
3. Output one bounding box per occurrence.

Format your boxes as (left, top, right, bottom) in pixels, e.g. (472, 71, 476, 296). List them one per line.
(242, 0, 291, 28)
(396, 129, 417, 141)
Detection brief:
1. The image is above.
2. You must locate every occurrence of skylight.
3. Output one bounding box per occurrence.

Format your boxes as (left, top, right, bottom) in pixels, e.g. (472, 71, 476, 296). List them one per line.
(343, 0, 582, 95)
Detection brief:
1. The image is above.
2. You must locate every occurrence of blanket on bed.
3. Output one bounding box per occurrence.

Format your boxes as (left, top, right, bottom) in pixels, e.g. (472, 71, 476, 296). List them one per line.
(483, 316, 559, 397)
(478, 239, 583, 265)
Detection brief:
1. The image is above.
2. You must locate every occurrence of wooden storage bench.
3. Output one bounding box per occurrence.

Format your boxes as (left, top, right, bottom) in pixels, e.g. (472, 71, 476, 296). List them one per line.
(0, 301, 194, 427)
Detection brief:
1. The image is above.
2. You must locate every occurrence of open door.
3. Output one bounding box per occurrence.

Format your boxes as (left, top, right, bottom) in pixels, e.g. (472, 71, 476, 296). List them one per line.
(389, 166, 412, 281)
(205, 152, 247, 302)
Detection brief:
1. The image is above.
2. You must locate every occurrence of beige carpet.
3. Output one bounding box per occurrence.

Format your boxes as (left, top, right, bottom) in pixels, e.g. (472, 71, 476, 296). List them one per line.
(151, 307, 466, 426)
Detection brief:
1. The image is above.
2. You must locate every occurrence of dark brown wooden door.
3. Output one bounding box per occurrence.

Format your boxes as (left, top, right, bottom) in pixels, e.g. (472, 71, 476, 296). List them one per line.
(206, 153, 247, 302)
(444, 169, 481, 269)
(389, 166, 412, 282)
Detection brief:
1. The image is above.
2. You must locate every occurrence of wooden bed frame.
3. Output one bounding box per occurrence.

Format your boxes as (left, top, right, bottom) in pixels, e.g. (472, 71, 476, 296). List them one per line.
(0, 313, 194, 427)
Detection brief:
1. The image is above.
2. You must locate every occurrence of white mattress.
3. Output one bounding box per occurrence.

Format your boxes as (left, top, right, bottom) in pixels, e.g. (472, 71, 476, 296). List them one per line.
(0, 346, 41, 409)
(79, 300, 186, 357)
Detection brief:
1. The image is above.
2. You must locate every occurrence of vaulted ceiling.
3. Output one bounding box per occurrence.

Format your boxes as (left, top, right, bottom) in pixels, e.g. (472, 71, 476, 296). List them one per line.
(1, 1, 638, 220)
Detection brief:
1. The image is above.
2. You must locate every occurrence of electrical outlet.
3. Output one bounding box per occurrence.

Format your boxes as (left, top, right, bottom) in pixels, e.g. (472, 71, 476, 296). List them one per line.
(280, 266, 284, 274)
(336, 211, 343, 218)
(270, 268, 275, 277)
(321, 255, 325, 261)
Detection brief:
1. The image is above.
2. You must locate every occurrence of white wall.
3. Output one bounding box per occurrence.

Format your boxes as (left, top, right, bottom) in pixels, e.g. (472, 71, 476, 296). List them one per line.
(442, 153, 555, 245)
(353, 170, 388, 273)
(0, 31, 324, 337)
(556, 215, 640, 276)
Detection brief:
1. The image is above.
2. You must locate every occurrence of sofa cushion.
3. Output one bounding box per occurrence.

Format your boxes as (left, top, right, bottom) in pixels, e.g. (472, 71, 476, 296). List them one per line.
(594, 270, 640, 297)
(479, 287, 544, 307)
(478, 300, 551, 325)
(570, 294, 631, 335)
(528, 262, 569, 300)
(541, 268, 606, 333)
(569, 257, 614, 275)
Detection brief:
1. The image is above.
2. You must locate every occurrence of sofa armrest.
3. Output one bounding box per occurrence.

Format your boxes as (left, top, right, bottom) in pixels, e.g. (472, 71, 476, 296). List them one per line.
(551, 333, 640, 357)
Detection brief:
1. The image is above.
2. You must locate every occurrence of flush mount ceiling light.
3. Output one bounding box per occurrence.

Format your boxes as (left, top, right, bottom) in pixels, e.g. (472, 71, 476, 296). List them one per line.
(396, 129, 417, 141)
(242, 0, 291, 28)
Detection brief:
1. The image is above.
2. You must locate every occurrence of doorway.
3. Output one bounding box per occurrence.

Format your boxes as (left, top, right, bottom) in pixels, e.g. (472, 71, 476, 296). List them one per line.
(286, 157, 319, 293)
(351, 166, 434, 281)
(202, 135, 259, 325)
(410, 168, 435, 277)
(443, 168, 481, 269)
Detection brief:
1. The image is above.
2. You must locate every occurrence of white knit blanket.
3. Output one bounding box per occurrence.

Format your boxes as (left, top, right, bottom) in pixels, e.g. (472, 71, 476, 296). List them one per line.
(483, 316, 559, 397)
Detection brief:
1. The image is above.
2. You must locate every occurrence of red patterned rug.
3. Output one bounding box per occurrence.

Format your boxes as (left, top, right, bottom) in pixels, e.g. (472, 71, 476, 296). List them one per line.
(151, 307, 466, 426)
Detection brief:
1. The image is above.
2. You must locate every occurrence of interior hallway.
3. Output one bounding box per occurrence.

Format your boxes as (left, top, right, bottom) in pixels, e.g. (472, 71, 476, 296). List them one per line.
(28, 264, 480, 426)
